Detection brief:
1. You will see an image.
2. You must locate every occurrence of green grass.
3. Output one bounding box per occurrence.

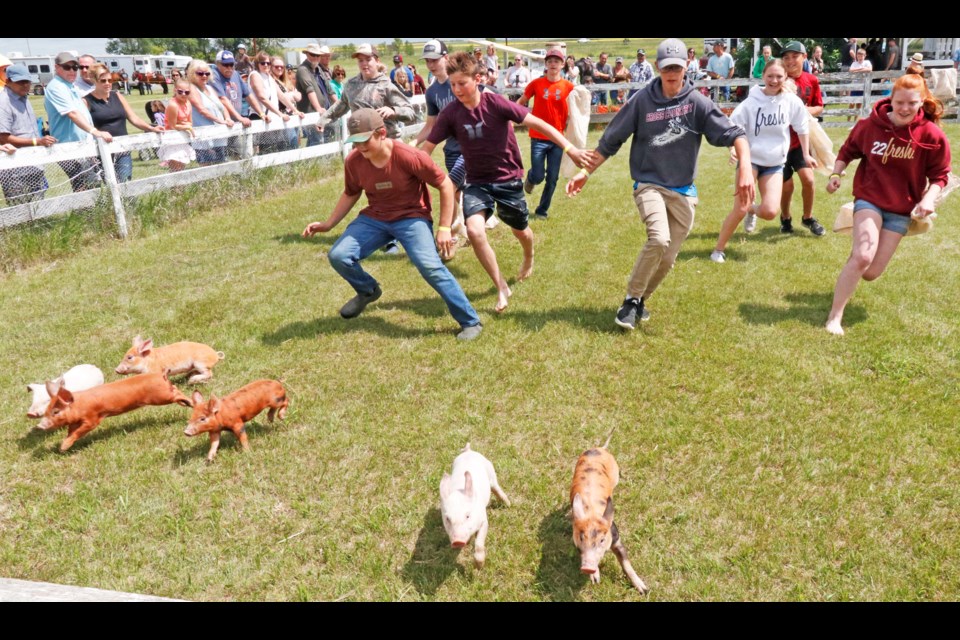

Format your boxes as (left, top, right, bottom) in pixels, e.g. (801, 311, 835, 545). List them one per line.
(0, 124, 958, 601)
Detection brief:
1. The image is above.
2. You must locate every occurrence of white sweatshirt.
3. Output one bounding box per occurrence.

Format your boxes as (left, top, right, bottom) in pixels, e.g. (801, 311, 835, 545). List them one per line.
(729, 84, 809, 167)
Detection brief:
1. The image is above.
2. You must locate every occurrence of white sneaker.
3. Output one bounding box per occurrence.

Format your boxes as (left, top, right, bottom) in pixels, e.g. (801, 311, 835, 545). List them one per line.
(709, 250, 725, 263)
(744, 212, 757, 233)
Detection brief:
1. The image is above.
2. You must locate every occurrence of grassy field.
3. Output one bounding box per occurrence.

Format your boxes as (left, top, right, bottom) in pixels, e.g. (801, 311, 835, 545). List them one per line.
(0, 123, 958, 601)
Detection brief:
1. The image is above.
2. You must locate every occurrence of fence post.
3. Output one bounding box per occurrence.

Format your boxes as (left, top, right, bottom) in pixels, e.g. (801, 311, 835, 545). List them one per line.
(340, 113, 350, 161)
(95, 137, 128, 239)
(861, 71, 873, 120)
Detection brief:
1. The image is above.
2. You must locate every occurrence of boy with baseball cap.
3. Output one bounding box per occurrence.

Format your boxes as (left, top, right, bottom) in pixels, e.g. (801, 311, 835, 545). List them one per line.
(303, 109, 482, 340)
(518, 47, 575, 220)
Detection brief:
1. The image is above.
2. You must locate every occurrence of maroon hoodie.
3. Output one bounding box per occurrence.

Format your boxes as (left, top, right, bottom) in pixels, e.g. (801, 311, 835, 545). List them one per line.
(838, 98, 951, 216)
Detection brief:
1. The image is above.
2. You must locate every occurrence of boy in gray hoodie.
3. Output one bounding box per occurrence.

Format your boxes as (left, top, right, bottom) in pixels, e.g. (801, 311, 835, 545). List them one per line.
(567, 38, 754, 329)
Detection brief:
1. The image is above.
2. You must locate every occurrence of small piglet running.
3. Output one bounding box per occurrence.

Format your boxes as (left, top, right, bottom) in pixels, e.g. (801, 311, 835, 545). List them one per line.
(27, 364, 104, 418)
(184, 380, 288, 463)
(115, 335, 224, 383)
(570, 434, 649, 593)
(439, 443, 511, 568)
(37, 371, 192, 452)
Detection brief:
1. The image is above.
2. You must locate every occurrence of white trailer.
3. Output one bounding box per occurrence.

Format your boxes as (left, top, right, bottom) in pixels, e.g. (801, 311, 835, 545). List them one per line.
(4, 53, 55, 92)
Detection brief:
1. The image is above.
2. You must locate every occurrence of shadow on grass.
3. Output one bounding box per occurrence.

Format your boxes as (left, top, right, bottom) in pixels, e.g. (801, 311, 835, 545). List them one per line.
(262, 311, 438, 344)
(535, 506, 585, 601)
(20, 410, 186, 458)
(171, 421, 276, 465)
(400, 507, 465, 597)
(273, 233, 336, 247)
(492, 305, 632, 335)
(739, 291, 867, 328)
(685, 226, 801, 244)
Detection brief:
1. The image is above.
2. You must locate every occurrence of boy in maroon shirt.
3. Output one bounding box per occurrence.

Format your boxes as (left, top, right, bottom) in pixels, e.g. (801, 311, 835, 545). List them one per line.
(422, 52, 589, 313)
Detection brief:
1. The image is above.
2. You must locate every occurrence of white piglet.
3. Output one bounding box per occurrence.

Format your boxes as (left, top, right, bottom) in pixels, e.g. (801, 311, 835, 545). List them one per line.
(26, 364, 105, 418)
(439, 443, 511, 568)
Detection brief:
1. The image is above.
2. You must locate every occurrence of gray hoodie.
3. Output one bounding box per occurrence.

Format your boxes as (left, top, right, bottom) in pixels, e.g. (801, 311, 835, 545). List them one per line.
(597, 77, 745, 188)
(318, 72, 416, 139)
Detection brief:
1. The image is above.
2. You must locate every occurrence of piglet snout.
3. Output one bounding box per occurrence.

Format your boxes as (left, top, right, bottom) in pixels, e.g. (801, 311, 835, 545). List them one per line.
(580, 566, 597, 575)
(451, 541, 467, 549)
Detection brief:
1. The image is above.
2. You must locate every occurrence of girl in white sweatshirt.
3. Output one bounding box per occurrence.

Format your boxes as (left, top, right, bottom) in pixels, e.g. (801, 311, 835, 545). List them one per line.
(711, 59, 816, 262)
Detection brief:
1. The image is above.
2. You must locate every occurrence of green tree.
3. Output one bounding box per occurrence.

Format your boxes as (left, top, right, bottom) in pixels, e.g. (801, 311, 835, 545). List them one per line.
(211, 38, 290, 56)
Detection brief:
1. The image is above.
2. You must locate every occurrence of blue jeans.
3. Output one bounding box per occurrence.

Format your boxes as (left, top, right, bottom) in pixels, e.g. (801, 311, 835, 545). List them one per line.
(527, 139, 563, 217)
(114, 152, 133, 183)
(328, 215, 480, 328)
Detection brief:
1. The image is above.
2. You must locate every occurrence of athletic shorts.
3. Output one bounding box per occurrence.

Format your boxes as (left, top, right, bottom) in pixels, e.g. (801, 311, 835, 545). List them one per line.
(854, 199, 910, 236)
(462, 180, 529, 231)
(782, 146, 810, 181)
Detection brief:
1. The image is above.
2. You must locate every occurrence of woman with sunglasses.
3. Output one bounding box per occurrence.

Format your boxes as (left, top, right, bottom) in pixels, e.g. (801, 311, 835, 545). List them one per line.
(84, 63, 163, 182)
(187, 59, 233, 165)
(249, 51, 296, 154)
(271, 57, 303, 150)
(330, 65, 346, 100)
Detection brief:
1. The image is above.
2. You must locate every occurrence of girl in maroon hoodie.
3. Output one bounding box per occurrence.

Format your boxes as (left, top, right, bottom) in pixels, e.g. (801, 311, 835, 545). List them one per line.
(824, 74, 951, 336)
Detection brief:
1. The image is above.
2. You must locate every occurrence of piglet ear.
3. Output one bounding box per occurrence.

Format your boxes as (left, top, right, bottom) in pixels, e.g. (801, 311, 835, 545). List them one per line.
(132, 334, 143, 348)
(439, 473, 453, 500)
(572, 493, 587, 521)
(45, 379, 61, 398)
(192, 390, 204, 406)
(57, 387, 75, 405)
(602, 497, 615, 524)
(210, 395, 221, 414)
(139, 339, 153, 357)
(463, 471, 474, 500)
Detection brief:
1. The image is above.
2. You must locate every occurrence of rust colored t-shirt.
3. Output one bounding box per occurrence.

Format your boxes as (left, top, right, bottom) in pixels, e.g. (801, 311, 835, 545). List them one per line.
(344, 140, 446, 222)
(523, 76, 575, 141)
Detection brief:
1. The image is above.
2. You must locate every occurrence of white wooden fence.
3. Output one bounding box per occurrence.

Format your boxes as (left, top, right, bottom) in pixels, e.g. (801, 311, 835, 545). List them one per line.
(1, 97, 427, 234)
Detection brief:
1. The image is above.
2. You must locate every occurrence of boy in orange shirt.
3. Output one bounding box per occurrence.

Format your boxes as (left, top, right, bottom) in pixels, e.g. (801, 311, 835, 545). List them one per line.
(518, 48, 575, 219)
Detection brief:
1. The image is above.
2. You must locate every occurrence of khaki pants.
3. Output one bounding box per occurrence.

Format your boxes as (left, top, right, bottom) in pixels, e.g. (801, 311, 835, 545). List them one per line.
(626, 183, 698, 300)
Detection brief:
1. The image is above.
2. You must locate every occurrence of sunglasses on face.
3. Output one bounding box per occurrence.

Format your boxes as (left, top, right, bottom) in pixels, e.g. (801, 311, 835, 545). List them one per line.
(258, 61, 271, 66)
(272, 65, 284, 69)
(196, 71, 211, 77)
(220, 62, 235, 67)
(98, 78, 112, 84)
(79, 64, 90, 70)
(176, 89, 191, 95)
(61, 64, 79, 71)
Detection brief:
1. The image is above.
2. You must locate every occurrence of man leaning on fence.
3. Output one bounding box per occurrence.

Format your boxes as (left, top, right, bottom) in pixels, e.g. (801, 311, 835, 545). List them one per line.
(0, 64, 56, 206)
(44, 52, 112, 192)
(296, 44, 335, 146)
(210, 50, 266, 160)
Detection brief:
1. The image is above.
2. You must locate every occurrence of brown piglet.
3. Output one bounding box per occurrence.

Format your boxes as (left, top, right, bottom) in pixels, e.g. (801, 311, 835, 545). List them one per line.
(184, 380, 288, 462)
(570, 434, 649, 593)
(115, 335, 224, 383)
(36, 371, 192, 452)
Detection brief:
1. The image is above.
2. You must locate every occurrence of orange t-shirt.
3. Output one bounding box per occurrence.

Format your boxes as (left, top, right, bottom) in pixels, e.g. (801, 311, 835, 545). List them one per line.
(523, 76, 575, 141)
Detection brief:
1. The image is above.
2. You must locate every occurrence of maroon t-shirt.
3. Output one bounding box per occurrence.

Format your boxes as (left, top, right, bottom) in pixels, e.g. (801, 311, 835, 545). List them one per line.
(427, 90, 530, 184)
(789, 71, 823, 149)
(344, 141, 446, 222)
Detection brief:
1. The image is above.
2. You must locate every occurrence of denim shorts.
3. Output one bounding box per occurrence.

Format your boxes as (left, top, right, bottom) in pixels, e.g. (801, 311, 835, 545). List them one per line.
(462, 180, 529, 231)
(854, 199, 910, 236)
(782, 146, 809, 181)
(752, 162, 784, 178)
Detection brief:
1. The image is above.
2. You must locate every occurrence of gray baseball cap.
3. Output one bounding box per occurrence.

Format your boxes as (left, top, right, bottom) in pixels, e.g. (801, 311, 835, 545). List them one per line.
(345, 108, 385, 143)
(782, 41, 806, 55)
(5, 64, 31, 82)
(657, 39, 687, 68)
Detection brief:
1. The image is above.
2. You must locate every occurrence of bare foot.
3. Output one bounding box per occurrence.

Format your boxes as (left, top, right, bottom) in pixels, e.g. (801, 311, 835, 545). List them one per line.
(825, 319, 845, 336)
(495, 286, 512, 313)
(517, 255, 534, 282)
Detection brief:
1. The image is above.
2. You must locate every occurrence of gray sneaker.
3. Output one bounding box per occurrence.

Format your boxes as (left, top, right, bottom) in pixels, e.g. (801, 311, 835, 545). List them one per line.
(744, 212, 757, 233)
(339, 285, 382, 319)
(802, 217, 826, 236)
(456, 324, 483, 341)
(615, 297, 649, 330)
(523, 178, 534, 194)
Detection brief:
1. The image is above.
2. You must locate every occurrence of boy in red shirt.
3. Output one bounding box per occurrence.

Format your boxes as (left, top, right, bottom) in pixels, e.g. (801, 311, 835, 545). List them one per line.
(518, 48, 576, 220)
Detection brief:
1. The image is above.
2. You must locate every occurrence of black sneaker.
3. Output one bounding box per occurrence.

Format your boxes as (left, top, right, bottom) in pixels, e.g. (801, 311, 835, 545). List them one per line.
(534, 212, 548, 220)
(802, 217, 826, 236)
(780, 217, 794, 234)
(615, 297, 649, 330)
(381, 240, 400, 254)
(340, 285, 382, 319)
